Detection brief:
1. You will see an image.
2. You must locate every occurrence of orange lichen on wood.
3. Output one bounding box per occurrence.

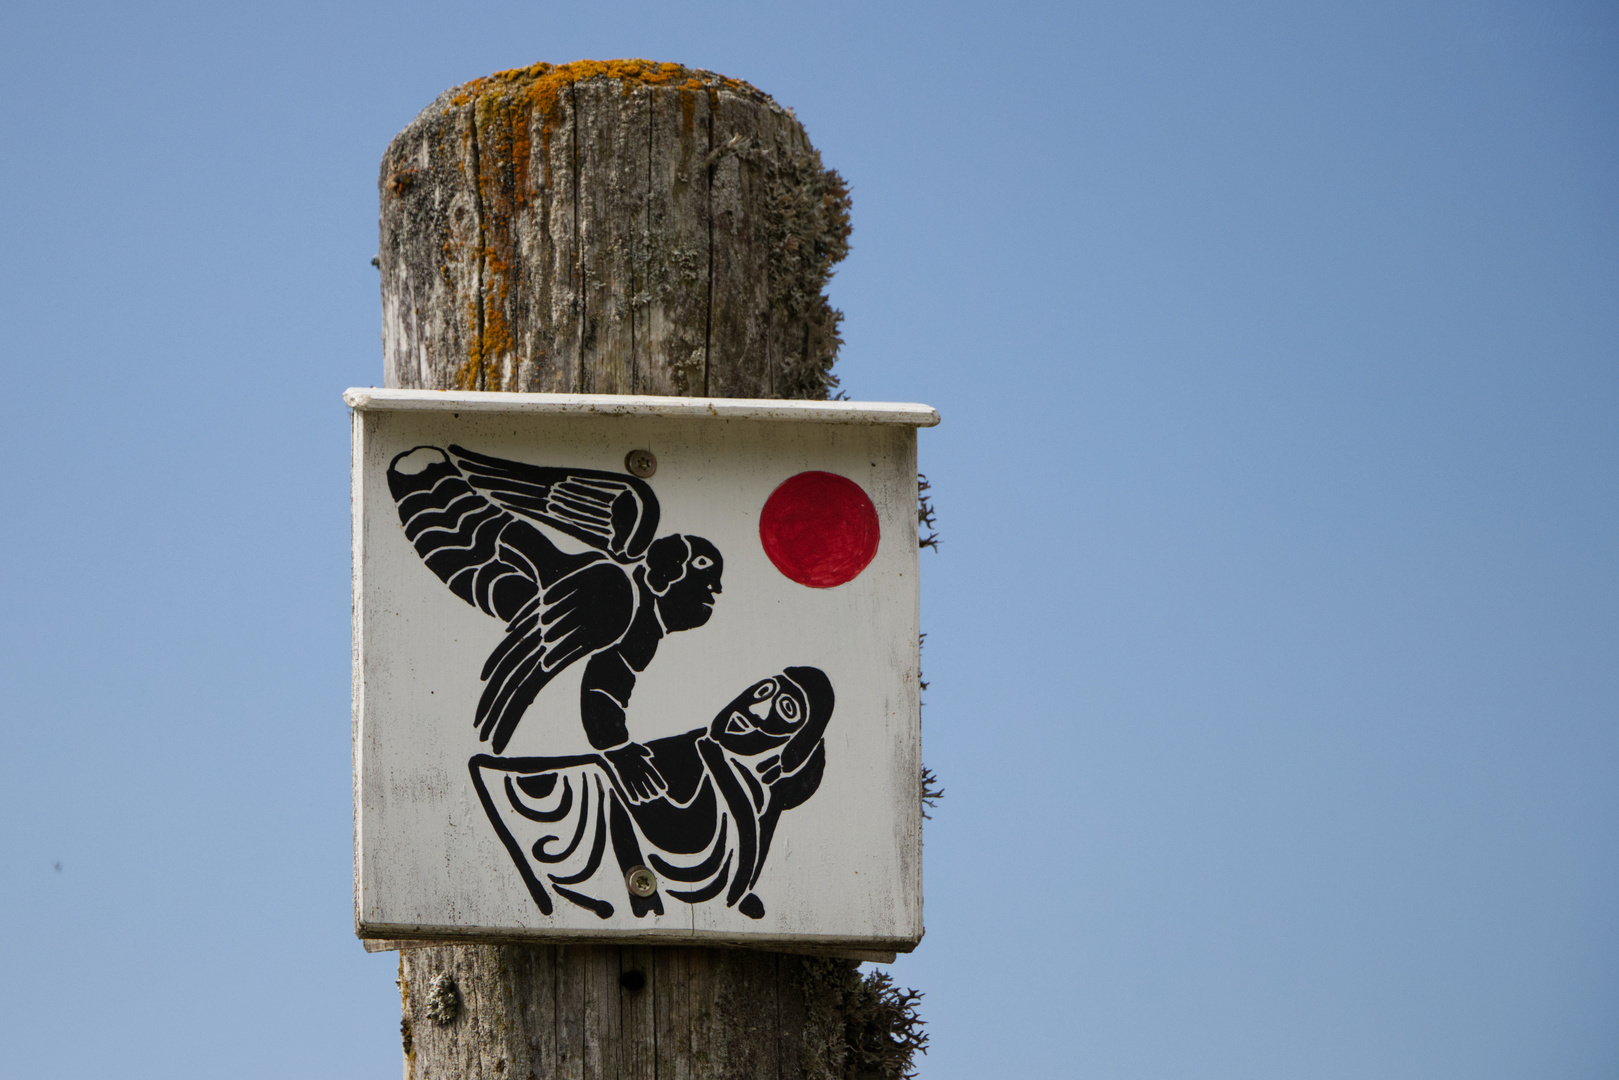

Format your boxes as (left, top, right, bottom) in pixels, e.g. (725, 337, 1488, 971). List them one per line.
(449, 58, 766, 191)
(384, 59, 846, 398)
(450, 59, 758, 110)
(444, 60, 765, 391)
(449, 60, 758, 176)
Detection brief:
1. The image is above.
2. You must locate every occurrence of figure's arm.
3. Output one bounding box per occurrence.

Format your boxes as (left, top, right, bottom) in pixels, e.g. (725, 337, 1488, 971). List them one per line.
(580, 650, 635, 749)
(581, 650, 666, 802)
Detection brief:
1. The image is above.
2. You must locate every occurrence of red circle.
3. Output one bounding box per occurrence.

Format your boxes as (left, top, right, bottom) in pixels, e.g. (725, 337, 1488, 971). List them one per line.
(759, 472, 881, 588)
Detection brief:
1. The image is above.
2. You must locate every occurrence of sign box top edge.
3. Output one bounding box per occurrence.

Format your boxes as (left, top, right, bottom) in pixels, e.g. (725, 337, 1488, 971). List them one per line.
(343, 388, 940, 428)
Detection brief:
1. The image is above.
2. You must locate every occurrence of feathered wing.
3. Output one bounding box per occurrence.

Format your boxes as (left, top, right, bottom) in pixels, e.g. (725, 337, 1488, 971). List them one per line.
(476, 560, 636, 753)
(447, 445, 660, 561)
(387, 446, 638, 751)
(388, 446, 543, 621)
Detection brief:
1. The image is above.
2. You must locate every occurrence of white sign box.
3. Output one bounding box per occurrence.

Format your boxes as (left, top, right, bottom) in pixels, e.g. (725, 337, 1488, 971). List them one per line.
(349, 389, 938, 952)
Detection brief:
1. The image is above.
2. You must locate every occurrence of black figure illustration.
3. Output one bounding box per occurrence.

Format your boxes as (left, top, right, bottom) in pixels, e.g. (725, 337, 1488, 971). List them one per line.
(470, 666, 834, 918)
(388, 444, 837, 918)
(387, 445, 723, 800)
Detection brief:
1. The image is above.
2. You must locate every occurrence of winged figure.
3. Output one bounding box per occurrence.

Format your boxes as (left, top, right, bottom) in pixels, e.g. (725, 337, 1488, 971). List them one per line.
(386, 445, 723, 799)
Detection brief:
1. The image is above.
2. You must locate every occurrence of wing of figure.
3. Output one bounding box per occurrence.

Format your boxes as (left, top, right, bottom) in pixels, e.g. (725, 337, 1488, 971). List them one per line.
(476, 560, 637, 753)
(447, 445, 660, 561)
(387, 446, 538, 620)
(390, 446, 633, 750)
(389, 446, 613, 621)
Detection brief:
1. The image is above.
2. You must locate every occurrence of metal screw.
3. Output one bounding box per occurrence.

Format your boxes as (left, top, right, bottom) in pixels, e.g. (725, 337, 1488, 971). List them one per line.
(624, 449, 657, 478)
(625, 865, 658, 897)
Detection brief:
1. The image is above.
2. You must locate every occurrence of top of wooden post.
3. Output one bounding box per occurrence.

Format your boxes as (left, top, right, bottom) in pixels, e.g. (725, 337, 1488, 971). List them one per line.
(380, 59, 852, 402)
(429, 59, 777, 118)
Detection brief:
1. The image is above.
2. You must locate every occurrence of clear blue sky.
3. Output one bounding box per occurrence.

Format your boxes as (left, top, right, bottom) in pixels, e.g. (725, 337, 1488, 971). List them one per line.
(1, 2, 1614, 1077)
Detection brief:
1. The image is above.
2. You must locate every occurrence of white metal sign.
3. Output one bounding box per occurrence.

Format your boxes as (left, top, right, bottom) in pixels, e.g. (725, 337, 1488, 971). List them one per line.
(349, 389, 937, 952)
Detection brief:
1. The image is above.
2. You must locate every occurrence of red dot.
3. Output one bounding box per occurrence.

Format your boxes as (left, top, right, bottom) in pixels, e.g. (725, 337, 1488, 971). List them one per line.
(759, 472, 881, 588)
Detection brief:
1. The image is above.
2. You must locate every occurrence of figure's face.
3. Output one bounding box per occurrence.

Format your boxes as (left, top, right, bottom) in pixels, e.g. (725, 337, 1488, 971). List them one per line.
(729, 676, 809, 737)
(656, 536, 723, 631)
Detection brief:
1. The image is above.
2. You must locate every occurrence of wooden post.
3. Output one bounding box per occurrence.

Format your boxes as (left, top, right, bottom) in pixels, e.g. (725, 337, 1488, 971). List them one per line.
(375, 60, 918, 1080)
(379, 59, 847, 401)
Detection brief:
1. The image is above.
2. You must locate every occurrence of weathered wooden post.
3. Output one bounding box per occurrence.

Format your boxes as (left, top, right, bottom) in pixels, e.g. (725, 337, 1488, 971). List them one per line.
(371, 60, 923, 1079)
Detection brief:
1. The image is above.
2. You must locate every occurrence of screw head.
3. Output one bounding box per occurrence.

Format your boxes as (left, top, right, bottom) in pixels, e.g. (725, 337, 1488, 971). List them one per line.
(624, 449, 657, 478)
(625, 865, 658, 897)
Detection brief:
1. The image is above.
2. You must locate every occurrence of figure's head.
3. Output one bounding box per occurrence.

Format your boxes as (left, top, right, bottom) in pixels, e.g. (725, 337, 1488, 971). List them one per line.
(646, 534, 723, 631)
(709, 666, 834, 762)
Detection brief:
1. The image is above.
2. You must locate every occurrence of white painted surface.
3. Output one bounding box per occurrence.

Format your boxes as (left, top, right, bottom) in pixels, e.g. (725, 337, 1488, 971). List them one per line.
(351, 394, 929, 950)
(345, 387, 940, 427)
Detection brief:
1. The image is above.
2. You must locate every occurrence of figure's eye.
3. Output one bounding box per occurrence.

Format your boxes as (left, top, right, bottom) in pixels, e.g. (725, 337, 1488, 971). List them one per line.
(753, 681, 775, 699)
(692, 555, 714, 570)
(777, 695, 800, 722)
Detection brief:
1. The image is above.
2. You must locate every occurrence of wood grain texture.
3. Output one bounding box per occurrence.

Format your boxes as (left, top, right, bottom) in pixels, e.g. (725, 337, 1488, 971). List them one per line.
(399, 945, 871, 1080)
(379, 60, 849, 402)
(382, 61, 886, 1080)
(642, 84, 711, 395)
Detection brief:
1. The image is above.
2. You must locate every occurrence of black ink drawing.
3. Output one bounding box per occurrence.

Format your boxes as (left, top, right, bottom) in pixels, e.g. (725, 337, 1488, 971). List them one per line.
(387, 445, 833, 918)
(471, 668, 833, 919)
(387, 445, 723, 781)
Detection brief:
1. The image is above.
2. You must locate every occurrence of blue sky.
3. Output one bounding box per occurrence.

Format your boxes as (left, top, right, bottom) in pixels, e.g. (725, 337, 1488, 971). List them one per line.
(0, 2, 1614, 1076)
